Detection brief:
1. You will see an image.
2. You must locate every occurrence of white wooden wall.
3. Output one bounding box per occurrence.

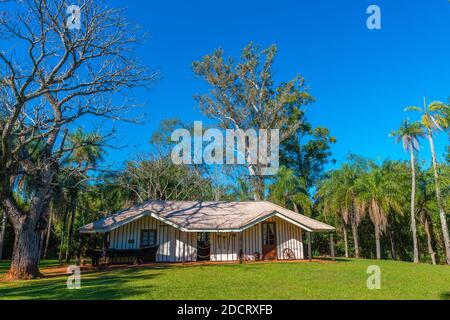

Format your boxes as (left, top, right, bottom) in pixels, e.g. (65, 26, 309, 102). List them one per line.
(240, 224, 262, 261)
(210, 233, 239, 262)
(109, 215, 197, 262)
(108, 215, 304, 262)
(268, 216, 304, 260)
(210, 217, 304, 261)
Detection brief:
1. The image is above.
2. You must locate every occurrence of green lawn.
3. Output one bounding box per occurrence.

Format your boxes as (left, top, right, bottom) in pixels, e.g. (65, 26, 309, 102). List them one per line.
(0, 259, 449, 300)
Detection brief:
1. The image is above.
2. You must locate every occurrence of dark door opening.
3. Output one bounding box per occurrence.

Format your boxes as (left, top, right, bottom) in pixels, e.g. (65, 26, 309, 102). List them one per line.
(262, 222, 277, 260)
(197, 232, 211, 261)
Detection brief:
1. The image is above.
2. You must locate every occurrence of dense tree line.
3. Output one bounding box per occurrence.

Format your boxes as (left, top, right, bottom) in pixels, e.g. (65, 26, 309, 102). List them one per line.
(316, 157, 449, 264)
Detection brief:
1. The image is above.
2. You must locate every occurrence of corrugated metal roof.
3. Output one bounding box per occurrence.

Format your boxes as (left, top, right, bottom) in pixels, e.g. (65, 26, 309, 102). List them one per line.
(79, 200, 335, 233)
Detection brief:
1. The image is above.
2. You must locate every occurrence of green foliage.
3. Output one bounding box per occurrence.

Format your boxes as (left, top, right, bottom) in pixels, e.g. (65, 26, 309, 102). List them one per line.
(281, 125, 337, 190)
(269, 166, 311, 215)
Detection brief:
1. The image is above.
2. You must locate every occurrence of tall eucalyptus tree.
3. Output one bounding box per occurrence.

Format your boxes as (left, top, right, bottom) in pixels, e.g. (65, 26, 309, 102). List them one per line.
(192, 43, 313, 200)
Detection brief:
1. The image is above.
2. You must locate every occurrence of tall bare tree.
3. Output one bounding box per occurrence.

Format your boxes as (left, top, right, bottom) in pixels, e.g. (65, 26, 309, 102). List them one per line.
(0, 0, 156, 279)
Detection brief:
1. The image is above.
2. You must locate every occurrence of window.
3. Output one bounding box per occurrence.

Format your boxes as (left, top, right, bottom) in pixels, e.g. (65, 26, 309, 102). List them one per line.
(197, 232, 210, 243)
(262, 223, 276, 245)
(140, 229, 157, 248)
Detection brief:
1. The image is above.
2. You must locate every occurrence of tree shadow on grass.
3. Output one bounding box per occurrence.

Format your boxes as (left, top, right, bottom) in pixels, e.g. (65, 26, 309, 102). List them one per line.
(0, 260, 62, 277)
(0, 268, 162, 300)
(439, 292, 450, 300)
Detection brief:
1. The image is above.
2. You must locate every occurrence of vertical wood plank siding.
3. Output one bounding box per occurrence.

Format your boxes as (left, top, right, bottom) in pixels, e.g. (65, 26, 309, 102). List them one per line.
(266, 216, 304, 260)
(240, 224, 262, 261)
(109, 215, 197, 262)
(109, 215, 304, 262)
(210, 233, 239, 261)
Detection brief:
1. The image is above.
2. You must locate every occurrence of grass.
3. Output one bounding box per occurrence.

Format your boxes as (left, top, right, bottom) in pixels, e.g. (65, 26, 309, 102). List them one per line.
(0, 259, 449, 300)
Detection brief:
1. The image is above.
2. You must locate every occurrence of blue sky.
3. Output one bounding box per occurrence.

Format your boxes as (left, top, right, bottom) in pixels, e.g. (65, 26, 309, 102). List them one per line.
(106, 0, 449, 169)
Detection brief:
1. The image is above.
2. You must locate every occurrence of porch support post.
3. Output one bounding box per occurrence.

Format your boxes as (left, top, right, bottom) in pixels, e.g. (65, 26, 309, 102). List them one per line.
(307, 232, 312, 261)
(102, 232, 110, 265)
(182, 232, 186, 265)
(239, 232, 243, 264)
(330, 233, 335, 261)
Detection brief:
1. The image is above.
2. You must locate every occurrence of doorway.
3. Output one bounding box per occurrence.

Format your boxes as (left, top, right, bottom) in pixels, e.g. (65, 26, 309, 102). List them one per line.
(262, 222, 277, 260)
(197, 232, 210, 261)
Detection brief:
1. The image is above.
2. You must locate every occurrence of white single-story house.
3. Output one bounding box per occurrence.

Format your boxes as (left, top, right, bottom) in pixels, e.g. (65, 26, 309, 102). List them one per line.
(79, 200, 335, 263)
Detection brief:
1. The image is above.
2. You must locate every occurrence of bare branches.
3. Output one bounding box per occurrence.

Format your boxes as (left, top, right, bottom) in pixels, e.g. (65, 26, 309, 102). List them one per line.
(116, 150, 212, 204)
(0, 0, 157, 192)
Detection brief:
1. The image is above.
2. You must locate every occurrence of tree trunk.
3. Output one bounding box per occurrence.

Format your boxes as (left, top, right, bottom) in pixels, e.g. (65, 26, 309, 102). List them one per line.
(58, 226, 66, 265)
(350, 219, 360, 258)
(39, 229, 45, 259)
(43, 209, 52, 260)
(2, 187, 52, 280)
(375, 227, 381, 260)
(427, 131, 450, 265)
(342, 226, 349, 258)
(65, 193, 77, 263)
(424, 216, 437, 265)
(58, 208, 69, 265)
(0, 210, 7, 260)
(389, 228, 397, 260)
(7, 220, 43, 280)
(409, 145, 419, 263)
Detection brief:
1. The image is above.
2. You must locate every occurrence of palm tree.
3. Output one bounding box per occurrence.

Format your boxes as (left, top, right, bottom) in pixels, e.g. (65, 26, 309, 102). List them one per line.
(269, 166, 311, 215)
(69, 128, 105, 172)
(339, 164, 364, 258)
(442, 101, 450, 163)
(317, 170, 349, 258)
(64, 129, 105, 262)
(356, 166, 403, 260)
(406, 98, 450, 265)
(316, 165, 364, 259)
(390, 119, 424, 263)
